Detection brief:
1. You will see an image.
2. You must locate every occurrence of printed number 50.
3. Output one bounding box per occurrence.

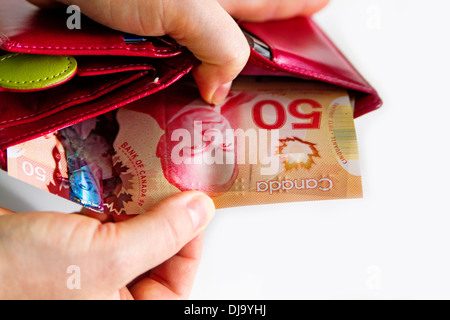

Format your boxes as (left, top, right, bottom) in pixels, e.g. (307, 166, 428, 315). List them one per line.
(22, 161, 46, 182)
(252, 99, 322, 130)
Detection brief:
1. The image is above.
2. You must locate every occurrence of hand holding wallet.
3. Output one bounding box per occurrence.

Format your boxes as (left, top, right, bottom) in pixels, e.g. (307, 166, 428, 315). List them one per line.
(0, 0, 382, 170)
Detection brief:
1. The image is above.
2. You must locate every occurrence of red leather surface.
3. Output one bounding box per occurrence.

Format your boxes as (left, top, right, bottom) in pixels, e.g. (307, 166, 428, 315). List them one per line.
(76, 56, 157, 77)
(0, 71, 148, 129)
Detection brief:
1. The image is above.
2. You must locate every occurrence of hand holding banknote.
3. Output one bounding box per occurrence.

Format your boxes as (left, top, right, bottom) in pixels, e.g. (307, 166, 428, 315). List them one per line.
(0, 192, 215, 299)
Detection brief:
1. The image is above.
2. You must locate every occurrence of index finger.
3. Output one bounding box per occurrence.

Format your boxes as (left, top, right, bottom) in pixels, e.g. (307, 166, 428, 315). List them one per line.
(219, 0, 330, 22)
(161, 0, 250, 104)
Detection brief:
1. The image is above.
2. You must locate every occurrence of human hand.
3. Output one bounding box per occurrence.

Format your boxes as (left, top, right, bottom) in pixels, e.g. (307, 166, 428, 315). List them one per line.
(0, 191, 215, 300)
(26, 0, 329, 104)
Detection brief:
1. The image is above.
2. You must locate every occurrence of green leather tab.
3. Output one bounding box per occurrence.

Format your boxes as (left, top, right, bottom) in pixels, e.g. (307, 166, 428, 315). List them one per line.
(0, 53, 77, 91)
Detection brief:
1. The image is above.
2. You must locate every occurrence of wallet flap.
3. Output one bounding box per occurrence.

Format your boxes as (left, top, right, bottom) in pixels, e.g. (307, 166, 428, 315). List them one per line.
(240, 18, 382, 118)
(76, 56, 156, 77)
(0, 0, 183, 58)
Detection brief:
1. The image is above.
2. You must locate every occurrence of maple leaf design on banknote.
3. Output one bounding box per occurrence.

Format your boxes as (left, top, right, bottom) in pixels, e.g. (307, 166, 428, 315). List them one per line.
(103, 154, 136, 214)
(112, 159, 129, 175)
(278, 137, 320, 170)
(104, 192, 133, 214)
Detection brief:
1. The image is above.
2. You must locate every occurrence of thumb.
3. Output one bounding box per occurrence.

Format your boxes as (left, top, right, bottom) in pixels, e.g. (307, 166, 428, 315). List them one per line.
(105, 191, 215, 285)
(162, 0, 250, 104)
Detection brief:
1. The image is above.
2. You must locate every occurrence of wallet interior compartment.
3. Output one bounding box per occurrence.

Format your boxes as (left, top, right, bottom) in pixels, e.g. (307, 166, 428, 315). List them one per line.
(0, 70, 151, 129)
(0, 52, 196, 155)
(76, 56, 157, 77)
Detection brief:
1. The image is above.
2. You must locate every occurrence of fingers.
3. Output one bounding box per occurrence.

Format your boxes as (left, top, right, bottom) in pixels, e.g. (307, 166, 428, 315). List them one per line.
(0, 207, 15, 216)
(54, 0, 249, 105)
(161, 0, 250, 104)
(26, 0, 63, 8)
(79, 207, 114, 223)
(129, 233, 206, 300)
(219, 0, 330, 22)
(99, 191, 215, 288)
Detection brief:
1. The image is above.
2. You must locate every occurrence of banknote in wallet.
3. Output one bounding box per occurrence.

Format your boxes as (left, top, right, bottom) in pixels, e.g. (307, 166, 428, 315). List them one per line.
(7, 77, 363, 214)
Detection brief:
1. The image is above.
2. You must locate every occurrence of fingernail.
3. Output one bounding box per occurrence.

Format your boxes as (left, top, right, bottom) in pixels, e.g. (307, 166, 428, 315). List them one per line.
(211, 82, 232, 105)
(0, 207, 15, 215)
(187, 194, 216, 231)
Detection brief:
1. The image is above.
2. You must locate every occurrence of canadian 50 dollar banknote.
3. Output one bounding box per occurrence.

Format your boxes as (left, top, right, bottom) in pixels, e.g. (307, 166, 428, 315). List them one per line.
(7, 77, 363, 214)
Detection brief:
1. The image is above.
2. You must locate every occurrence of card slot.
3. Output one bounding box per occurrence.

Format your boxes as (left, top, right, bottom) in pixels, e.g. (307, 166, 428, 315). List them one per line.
(76, 56, 156, 77)
(0, 52, 196, 152)
(0, 71, 149, 128)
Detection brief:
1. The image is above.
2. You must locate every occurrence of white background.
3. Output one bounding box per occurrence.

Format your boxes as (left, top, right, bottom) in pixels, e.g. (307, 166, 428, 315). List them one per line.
(1, 0, 449, 299)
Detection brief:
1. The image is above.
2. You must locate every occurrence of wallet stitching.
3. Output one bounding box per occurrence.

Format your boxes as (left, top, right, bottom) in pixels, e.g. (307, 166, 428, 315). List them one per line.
(2, 59, 194, 146)
(249, 52, 373, 93)
(4, 41, 176, 53)
(0, 32, 10, 45)
(82, 63, 155, 72)
(252, 54, 371, 92)
(0, 74, 134, 125)
(0, 54, 74, 87)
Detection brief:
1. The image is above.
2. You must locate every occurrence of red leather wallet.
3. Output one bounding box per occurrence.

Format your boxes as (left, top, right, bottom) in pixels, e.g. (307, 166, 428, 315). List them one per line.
(0, 0, 382, 170)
